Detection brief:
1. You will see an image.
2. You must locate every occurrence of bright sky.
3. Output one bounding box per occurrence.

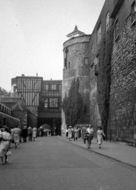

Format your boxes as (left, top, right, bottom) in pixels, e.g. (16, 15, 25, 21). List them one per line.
(0, 0, 105, 91)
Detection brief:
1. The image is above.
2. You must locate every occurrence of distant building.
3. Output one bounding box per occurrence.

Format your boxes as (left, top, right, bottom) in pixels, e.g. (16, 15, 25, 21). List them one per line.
(0, 95, 37, 128)
(11, 75, 62, 133)
(38, 80, 62, 135)
(11, 74, 43, 116)
(0, 101, 20, 128)
(0, 87, 10, 97)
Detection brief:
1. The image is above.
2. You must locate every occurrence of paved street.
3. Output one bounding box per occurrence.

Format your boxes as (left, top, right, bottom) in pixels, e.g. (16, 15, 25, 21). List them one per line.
(0, 136, 136, 190)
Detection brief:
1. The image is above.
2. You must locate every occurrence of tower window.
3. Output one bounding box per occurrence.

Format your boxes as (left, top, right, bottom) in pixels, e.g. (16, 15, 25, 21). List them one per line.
(64, 58, 67, 69)
(64, 48, 68, 69)
(131, 1, 136, 26)
(94, 57, 99, 76)
(97, 24, 102, 44)
(114, 18, 119, 41)
(131, 1, 136, 13)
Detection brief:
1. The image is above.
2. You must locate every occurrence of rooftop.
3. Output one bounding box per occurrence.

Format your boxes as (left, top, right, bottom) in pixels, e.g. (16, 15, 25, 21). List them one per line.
(66, 26, 86, 38)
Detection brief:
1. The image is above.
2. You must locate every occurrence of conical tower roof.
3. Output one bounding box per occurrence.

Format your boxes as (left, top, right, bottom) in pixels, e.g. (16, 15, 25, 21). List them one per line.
(66, 26, 85, 38)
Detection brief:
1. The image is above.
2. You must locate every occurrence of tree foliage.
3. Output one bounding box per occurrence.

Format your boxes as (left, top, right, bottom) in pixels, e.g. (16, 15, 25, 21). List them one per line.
(62, 78, 88, 127)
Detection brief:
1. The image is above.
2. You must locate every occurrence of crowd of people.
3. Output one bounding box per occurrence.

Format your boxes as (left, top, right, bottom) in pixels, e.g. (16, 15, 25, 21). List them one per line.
(65, 124, 105, 149)
(0, 125, 40, 165)
(0, 123, 105, 165)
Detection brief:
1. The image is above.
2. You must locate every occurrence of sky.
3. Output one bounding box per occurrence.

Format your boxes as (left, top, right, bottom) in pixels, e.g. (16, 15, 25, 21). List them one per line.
(0, 0, 105, 91)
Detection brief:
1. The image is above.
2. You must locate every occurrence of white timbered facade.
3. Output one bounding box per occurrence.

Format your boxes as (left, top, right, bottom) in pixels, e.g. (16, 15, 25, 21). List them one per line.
(12, 75, 43, 114)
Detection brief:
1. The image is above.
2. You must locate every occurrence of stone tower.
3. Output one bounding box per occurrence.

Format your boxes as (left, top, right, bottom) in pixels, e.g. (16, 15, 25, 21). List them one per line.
(62, 26, 91, 133)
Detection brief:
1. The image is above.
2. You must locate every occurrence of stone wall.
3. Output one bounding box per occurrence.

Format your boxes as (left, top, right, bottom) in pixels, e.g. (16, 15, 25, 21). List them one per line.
(62, 0, 136, 140)
(88, 32, 102, 131)
(108, 13, 136, 140)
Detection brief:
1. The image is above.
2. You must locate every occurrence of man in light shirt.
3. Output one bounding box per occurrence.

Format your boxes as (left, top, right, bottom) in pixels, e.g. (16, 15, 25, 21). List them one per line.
(86, 125, 94, 149)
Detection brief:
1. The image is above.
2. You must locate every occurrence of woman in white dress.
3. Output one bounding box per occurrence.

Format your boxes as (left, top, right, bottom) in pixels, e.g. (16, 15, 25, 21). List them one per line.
(68, 126, 72, 141)
(0, 127, 11, 164)
(97, 126, 105, 149)
(11, 126, 21, 148)
(32, 127, 37, 141)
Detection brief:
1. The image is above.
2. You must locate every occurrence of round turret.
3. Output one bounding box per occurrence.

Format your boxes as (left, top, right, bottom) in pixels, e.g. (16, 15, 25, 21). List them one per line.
(61, 26, 91, 133)
(62, 26, 91, 97)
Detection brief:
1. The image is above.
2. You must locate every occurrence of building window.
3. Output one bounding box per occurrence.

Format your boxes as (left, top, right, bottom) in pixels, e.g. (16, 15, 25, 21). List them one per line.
(131, 1, 136, 13)
(64, 58, 67, 69)
(64, 48, 68, 69)
(106, 12, 110, 31)
(97, 24, 102, 44)
(44, 98, 48, 108)
(131, 1, 136, 26)
(94, 57, 99, 76)
(51, 84, 56, 90)
(114, 18, 119, 41)
(44, 84, 49, 91)
(49, 98, 58, 108)
(59, 84, 62, 92)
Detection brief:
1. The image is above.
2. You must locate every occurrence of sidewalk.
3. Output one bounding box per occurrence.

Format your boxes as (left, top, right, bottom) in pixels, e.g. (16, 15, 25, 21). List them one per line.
(60, 136, 136, 168)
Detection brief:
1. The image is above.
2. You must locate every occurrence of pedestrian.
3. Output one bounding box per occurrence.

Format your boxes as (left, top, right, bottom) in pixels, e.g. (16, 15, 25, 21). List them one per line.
(0, 126, 12, 164)
(97, 126, 105, 149)
(11, 126, 21, 148)
(68, 126, 72, 141)
(39, 126, 43, 137)
(81, 125, 87, 144)
(22, 126, 28, 143)
(71, 127, 74, 139)
(86, 124, 94, 149)
(74, 127, 78, 141)
(65, 128, 68, 138)
(27, 126, 32, 141)
(32, 127, 37, 141)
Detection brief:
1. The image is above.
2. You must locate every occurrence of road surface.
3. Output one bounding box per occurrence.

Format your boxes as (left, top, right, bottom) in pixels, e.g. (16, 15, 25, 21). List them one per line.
(0, 136, 136, 190)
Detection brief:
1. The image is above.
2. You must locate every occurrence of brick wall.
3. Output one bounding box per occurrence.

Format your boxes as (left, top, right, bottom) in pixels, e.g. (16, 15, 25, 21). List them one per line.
(108, 13, 136, 140)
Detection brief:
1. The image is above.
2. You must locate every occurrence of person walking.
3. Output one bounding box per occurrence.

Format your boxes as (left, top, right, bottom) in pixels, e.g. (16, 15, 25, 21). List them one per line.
(32, 127, 37, 141)
(65, 128, 68, 138)
(22, 126, 28, 143)
(68, 126, 72, 141)
(0, 126, 11, 164)
(81, 125, 87, 144)
(97, 126, 105, 149)
(27, 126, 32, 141)
(74, 127, 78, 141)
(11, 126, 21, 148)
(86, 124, 94, 149)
